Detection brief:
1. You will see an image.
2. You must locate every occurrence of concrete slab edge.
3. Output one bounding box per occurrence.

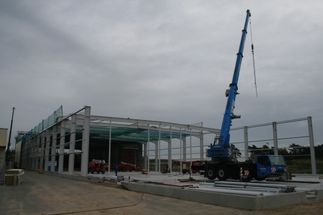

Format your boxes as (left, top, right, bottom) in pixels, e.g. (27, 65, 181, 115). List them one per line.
(318, 190, 323, 200)
(121, 181, 306, 210)
(37, 171, 122, 188)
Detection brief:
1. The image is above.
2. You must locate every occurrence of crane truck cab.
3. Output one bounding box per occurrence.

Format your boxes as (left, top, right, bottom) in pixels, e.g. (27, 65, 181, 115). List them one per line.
(254, 155, 288, 181)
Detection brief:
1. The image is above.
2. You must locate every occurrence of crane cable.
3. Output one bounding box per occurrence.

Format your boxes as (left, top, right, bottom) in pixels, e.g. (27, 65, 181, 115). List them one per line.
(249, 18, 258, 97)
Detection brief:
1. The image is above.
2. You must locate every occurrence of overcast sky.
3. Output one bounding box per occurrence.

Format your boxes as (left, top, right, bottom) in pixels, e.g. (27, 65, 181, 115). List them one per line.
(1, 0, 322, 148)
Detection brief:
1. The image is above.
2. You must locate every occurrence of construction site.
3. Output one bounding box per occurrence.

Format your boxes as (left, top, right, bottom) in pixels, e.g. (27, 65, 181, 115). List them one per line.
(1, 4, 323, 215)
(6, 104, 322, 212)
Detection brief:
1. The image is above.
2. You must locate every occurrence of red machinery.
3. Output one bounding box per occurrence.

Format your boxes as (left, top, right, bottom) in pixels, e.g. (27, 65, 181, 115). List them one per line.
(88, 159, 106, 174)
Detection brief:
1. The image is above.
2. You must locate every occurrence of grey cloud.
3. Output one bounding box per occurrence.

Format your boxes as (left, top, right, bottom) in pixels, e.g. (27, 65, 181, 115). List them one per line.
(0, 0, 322, 147)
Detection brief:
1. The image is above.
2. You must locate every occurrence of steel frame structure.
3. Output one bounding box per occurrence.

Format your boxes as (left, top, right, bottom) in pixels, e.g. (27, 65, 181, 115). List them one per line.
(231, 116, 317, 175)
(20, 106, 219, 176)
(20, 106, 317, 176)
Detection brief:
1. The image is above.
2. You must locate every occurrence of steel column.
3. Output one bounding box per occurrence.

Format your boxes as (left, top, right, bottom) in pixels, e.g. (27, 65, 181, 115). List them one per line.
(147, 127, 150, 173)
(182, 136, 186, 161)
(58, 121, 65, 173)
(44, 132, 50, 171)
(35, 135, 40, 170)
(189, 129, 192, 161)
(307, 116, 317, 175)
(158, 124, 161, 172)
(50, 128, 57, 172)
(199, 133, 204, 160)
(168, 127, 172, 173)
(154, 141, 158, 172)
(68, 115, 76, 175)
(108, 120, 112, 173)
(40, 134, 45, 171)
(81, 106, 90, 176)
(144, 141, 148, 170)
(244, 126, 249, 160)
(179, 129, 182, 174)
(272, 122, 278, 155)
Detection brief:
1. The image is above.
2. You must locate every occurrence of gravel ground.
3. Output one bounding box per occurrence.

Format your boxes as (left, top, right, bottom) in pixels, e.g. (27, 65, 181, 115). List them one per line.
(0, 171, 322, 215)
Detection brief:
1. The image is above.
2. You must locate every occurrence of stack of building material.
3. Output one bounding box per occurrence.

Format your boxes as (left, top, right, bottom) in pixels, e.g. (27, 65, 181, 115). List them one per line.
(4, 169, 24, 185)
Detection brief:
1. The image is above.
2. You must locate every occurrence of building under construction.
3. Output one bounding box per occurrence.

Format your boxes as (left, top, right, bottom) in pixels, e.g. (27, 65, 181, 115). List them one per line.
(17, 106, 218, 176)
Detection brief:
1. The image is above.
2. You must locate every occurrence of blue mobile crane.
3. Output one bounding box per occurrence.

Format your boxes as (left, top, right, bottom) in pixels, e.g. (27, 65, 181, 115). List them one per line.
(204, 10, 287, 181)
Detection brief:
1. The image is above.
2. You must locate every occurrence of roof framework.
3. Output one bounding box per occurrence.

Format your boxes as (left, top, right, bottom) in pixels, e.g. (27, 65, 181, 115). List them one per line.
(76, 115, 220, 143)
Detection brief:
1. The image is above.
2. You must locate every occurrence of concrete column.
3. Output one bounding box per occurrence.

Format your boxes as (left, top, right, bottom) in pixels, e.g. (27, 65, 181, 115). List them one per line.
(68, 115, 76, 175)
(189, 129, 192, 161)
(168, 127, 172, 173)
(29, 139, 33, 169)
(307, 116, 317, 175)
(147, 126, 150, 173)
(51, 128, 57, 172)
(35, 135, 41, 170)
(28, 140, 31, 169)
(58, 121, 65, 173)
(179, 130, 182, 174)
(81, 106, 90, 176)
(25, 142, 28, 169)
(144, 141, 148, 170)
(25, 140, 28, 169)
(40, 134, 45, 171)
(182, 136, 187, 161)
(244, 126, 249, 161)
(44, 132, 50, 171)
(199, 133, 204, 160)
(108, 120, 112, 173)
(33, 138, 37, 169)
(158, 125, 161, 172)
(31, 139, 35, 170)
(32, 137, 37, 170)
(154, 141, 158, 172)
(272, 122, 278, 155)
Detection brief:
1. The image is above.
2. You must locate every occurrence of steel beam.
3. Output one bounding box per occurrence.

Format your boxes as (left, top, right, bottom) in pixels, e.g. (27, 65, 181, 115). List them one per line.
(90, 115, 219, 134)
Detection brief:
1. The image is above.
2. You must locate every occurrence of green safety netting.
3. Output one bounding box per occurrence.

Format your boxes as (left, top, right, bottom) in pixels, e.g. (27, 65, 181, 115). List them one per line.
(89, 126, 187, 143)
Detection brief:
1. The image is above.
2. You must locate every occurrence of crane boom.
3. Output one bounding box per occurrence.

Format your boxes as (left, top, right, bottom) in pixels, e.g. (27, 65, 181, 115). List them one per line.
(203, 10, 288, 182)
(207, 10, 251, 160)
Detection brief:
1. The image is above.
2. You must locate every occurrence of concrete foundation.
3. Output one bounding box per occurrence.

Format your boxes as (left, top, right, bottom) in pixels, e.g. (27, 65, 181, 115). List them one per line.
(121, 181, 307, 210)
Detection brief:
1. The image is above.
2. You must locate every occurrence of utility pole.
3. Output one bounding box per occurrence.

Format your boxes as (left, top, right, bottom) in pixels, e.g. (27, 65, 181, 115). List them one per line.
(6, 107, 15, 168)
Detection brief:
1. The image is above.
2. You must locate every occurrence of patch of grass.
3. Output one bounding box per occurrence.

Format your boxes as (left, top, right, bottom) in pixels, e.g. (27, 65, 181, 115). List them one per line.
(286, 158, 323, 174)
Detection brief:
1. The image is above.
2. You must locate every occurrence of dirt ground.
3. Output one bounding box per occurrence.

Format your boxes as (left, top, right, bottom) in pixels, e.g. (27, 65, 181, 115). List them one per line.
(0, 171, 322, 215)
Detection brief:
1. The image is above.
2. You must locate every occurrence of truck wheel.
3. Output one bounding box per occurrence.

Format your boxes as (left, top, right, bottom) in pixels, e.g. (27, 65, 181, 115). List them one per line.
(206, 168, 216, 180)
(217, 168, 227, 181)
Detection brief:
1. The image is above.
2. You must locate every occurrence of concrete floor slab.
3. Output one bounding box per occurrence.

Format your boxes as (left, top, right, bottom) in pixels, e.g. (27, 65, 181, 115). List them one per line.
(2, 171, 323, 214)
(121, 181, 307, 210)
